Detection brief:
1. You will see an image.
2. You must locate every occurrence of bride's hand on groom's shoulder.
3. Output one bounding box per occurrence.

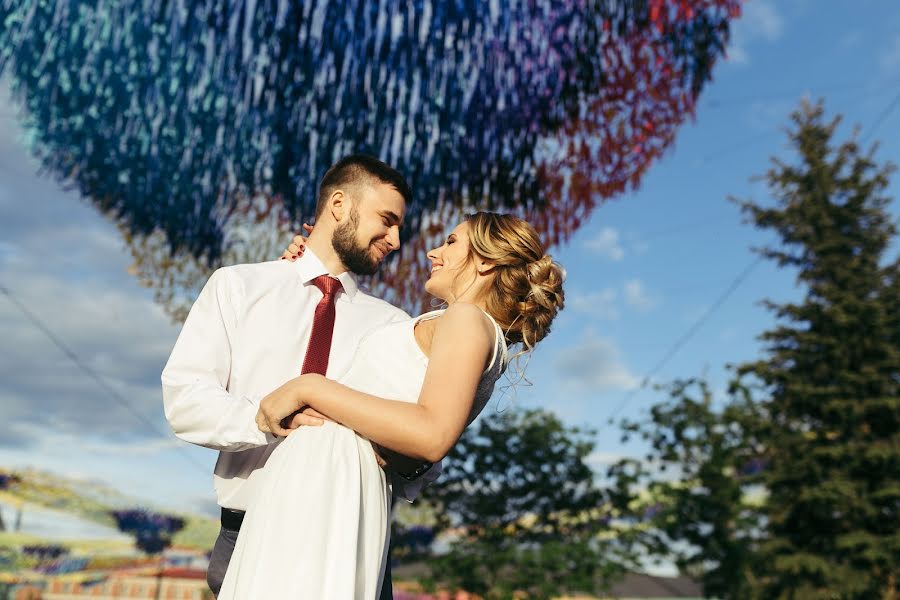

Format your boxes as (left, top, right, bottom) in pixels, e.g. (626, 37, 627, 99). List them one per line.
(279, 224, 314, 262)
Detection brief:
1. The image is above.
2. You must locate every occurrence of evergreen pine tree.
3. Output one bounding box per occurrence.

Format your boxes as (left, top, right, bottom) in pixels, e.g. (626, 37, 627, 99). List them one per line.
(734, 100, 900, 598)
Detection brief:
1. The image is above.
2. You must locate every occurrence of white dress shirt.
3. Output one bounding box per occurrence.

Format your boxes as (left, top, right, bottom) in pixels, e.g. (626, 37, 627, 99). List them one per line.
(162, 250, 433, 511)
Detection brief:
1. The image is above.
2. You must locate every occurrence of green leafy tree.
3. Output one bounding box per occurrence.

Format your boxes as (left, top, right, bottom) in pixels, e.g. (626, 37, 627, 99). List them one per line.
(609, 378, 766, 599)
(424, 408, 635, 599)
(732, 100, 900, 599)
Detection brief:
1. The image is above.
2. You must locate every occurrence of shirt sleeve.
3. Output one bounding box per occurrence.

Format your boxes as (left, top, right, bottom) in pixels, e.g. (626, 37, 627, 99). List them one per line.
(393, 460, 443, 503)
(161, 267, 275, 451)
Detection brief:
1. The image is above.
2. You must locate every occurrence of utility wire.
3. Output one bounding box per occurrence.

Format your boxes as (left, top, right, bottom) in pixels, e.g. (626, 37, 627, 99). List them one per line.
(861, 88, 900, 143)
(0, 283, 209, 474)
(698, 78, 900, 164)
(603, 81, 900, 427)
(603, 256, 764, 426)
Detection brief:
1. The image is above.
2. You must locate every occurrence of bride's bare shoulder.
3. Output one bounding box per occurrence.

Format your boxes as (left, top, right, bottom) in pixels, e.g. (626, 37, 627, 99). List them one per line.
(438, 302, 494, 340)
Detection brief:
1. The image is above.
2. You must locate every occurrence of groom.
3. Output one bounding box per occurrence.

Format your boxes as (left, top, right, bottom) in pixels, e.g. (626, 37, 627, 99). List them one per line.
(162, 154, 437, 598)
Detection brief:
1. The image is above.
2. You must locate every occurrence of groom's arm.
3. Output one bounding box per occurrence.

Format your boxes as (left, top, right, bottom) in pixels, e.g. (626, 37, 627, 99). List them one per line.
(376, 446, 426, 476)
(162, 268, 274, 452)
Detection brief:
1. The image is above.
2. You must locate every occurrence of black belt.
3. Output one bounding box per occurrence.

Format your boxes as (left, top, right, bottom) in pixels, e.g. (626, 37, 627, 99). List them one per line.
(221, 508, 245, 532)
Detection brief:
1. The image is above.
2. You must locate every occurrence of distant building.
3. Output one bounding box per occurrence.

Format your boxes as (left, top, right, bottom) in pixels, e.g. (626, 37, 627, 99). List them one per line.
(42, 567, 210, 600)
(393, 565, 706, 599)
(606, 572, 705, 599)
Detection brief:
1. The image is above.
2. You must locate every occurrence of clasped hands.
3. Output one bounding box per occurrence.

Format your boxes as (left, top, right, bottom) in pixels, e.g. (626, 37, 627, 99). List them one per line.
(255, 375, 327, 437)
(255, 375, 388, 468)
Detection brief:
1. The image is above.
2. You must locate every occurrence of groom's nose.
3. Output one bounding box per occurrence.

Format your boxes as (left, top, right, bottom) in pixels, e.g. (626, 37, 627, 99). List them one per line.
(386, 226, 400, 251)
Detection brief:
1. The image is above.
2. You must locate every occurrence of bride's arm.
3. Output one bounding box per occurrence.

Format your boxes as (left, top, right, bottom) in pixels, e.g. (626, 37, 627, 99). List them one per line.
(257, 302, 494, 463)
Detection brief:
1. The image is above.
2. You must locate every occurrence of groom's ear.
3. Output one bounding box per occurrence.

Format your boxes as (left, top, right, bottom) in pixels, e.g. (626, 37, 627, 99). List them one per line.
(329, 190, 349, 222)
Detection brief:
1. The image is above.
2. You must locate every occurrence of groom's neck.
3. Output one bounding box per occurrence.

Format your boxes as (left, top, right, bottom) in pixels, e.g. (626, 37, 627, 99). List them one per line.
(305, 231, 349, 276)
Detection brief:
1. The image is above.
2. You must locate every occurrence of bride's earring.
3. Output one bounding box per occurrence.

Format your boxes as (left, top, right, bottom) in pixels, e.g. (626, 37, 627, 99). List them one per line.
(477, 261, 496, 276)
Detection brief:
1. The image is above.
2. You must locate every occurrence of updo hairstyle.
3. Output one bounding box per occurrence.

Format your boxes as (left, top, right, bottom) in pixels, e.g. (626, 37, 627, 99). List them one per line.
(464, 212, 565, 351)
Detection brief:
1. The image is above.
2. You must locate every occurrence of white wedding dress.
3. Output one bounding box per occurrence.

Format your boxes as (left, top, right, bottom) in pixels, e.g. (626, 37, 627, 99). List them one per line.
(218, 309, 508, 599)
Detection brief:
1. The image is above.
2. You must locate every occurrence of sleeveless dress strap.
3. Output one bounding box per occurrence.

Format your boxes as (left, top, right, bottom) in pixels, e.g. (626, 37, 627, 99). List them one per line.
(413, 308, 445, 323)
(476, 308, 509, 375)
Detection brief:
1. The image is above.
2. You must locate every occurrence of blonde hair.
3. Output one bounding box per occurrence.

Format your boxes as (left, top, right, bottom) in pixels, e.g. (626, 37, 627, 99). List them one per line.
(464, 212, 565, 351)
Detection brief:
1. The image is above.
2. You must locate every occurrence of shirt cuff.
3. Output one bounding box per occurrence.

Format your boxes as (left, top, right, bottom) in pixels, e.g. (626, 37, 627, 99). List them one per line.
(234, 395, 278, 447)
(394, 461, 443, 503)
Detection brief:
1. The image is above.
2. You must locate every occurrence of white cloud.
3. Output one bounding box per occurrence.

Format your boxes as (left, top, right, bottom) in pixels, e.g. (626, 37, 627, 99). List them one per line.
(623, 279, 656, 311)
(727, 43, 750, 65)
(0, 85, 182, 449)
(584, 227, 624, 261)
(555, 332, 639, 392)
(80, 437, 185, 456)
(743, 0, 785, 41)
(0, 83, 226, 512)
(7, 423, 185, 456)
(0, 269, 179, 445)
(569, 288, 619, 320)
(570, 280, 658, 319)
(725, 0, 785, 66)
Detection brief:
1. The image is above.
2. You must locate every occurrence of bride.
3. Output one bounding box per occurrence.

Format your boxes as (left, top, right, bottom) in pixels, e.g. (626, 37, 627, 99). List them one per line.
(218, 211, 565, 599)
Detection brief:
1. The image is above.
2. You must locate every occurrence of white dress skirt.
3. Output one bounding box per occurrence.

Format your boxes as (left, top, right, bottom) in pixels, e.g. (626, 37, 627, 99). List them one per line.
(218, 310, 507, 599)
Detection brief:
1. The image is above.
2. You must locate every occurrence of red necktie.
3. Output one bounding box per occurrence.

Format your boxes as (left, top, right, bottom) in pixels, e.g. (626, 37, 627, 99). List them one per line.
(301, 275, 343, 375)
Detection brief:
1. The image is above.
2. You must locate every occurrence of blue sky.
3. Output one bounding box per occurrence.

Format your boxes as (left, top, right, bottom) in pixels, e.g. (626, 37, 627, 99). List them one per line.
(1, 0, 899, 517)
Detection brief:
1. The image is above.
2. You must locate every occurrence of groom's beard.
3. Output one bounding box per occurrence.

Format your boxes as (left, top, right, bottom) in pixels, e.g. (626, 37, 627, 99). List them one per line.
(332, 209, 381, 275)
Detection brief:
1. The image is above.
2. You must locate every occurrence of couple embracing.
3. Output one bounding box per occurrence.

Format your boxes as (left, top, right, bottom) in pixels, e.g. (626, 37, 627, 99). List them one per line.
(161, 155, 565, 598)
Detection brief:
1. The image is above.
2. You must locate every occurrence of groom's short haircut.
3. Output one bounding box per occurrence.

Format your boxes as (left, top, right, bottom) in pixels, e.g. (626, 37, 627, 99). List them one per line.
(315, 154, 412, 218)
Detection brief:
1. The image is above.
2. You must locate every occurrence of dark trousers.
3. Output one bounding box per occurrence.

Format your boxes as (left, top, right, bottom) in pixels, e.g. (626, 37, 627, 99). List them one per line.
(206, 518, 394, 599)
(206, 524, 238, 597)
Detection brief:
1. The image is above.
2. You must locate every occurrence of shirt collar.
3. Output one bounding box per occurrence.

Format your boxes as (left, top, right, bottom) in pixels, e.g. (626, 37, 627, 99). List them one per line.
(292, 248, 360, 300)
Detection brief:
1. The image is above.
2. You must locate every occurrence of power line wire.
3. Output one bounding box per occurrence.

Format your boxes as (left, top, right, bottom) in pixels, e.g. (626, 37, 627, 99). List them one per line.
(861, 88, 900, 143)
(698, 78, 900, 165)
(603, 256, 764, 427)
(0, 283, 209, 474)
(603, 81, 900, 428)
